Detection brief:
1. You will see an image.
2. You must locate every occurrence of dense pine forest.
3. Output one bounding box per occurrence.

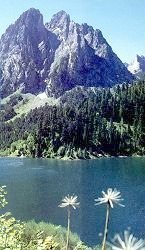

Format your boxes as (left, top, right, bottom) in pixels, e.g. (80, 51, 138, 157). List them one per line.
(0, 81, 145, 159)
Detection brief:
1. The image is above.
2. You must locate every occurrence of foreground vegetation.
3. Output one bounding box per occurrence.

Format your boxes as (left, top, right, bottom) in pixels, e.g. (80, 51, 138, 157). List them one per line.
(0, 81, 145, 158)
(24, 221, 94, 250)
(0, 186, 92, 250)
(0, 185, 145, 250)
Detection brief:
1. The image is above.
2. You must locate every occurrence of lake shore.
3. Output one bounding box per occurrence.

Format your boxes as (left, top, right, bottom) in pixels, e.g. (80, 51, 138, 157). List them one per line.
(0, 151, 144, 160)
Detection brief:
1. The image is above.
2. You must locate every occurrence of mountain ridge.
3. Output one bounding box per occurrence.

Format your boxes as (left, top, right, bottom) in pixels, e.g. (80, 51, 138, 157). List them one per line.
(0, 8, 134, 99)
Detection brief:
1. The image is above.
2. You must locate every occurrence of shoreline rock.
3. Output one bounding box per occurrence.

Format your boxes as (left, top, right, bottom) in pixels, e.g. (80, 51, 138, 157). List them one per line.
(0, 152, 144, 161)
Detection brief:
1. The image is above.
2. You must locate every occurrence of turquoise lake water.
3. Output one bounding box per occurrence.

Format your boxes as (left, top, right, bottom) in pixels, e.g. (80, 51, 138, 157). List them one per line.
(0, 157, 145, 246)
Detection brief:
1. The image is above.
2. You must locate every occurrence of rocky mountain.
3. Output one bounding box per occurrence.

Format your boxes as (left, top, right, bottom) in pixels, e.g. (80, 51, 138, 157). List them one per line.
(0, 8, 134, 98)
(127, 55, 145, 79)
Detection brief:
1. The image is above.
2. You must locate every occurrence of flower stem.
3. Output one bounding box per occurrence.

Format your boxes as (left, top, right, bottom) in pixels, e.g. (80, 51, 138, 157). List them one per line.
(102, 203, 110, 250)
(66, 206, 71, 250)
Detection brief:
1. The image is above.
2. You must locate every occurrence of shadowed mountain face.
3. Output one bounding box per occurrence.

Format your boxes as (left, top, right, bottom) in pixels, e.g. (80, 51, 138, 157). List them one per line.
(0, 8, 133, 98)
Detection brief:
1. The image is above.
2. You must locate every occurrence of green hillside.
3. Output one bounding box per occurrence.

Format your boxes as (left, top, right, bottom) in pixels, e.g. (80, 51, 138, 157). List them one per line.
(0, 81, 145, 159)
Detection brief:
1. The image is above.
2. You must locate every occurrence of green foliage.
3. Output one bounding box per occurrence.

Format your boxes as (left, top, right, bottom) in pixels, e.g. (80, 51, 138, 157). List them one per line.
(0, 186, 59, 250)
(0, 81, 145, 158)
(74, 242, 92, 250)
(24, 220, 82, 249)
(0, 186, 24, 249)
(0, 212, 25, 249)
(0, 186, 91, 250)
(0, 186, 7, 208)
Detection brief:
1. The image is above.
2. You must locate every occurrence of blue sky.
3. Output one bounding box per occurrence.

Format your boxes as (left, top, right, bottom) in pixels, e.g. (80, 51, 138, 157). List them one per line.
(0, 0, 145, 63)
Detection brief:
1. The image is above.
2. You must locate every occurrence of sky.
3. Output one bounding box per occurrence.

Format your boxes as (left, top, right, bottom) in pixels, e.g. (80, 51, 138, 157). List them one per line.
(0, 0, 145, 63)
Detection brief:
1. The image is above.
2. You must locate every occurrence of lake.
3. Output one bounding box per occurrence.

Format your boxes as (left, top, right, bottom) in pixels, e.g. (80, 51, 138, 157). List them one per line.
(0, 157, 145, 246)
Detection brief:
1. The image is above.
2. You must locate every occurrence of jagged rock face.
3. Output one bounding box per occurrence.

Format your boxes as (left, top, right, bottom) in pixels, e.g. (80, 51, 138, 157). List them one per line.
(45, 11, 134, 97)
(0, 9, 133, 98)
(0, 8, 59, 97)
(127, 55, 145, 79)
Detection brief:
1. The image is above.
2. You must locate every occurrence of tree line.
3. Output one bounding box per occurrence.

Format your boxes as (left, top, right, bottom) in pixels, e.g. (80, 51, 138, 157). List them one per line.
(0, 80, 145, 158)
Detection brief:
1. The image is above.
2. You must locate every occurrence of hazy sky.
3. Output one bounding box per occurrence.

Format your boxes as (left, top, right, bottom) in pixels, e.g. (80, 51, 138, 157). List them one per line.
(0, 0, 145, 63)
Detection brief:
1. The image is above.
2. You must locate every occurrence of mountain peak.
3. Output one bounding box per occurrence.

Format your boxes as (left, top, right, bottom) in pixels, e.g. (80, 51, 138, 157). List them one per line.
(0, 9, 134, 98)
(22, 8, 41, 15)
(48, 10, 70, 24)
(128, 55, 145, 79)
(135, 54, 145, 61)
(46, 10, 70, 32)
(134, 54, 141, 62)
(45, 10, 70, 41)
(54, 10, 69, 18)
(15, 8, 43, 28)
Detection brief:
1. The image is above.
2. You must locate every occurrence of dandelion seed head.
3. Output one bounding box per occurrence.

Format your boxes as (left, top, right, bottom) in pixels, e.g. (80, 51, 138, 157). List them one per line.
(59, 195, 80, 209)
(95, 188, 124, 208)
(108, 231, 145, 250)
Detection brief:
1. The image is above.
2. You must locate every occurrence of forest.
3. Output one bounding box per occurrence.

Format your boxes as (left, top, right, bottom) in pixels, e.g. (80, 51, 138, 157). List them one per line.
(0, 80, 145, 159)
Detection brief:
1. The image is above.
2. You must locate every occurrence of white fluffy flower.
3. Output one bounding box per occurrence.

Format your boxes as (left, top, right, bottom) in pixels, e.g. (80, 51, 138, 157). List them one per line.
(108, 231, 145, 250)
(59, 195, 80, 209)
(95, 188, 124, 208)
